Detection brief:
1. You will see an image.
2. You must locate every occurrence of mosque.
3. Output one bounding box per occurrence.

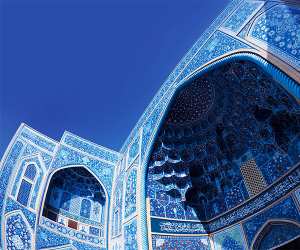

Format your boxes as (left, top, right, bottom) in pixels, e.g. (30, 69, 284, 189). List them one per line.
(1, 0, 300, 249)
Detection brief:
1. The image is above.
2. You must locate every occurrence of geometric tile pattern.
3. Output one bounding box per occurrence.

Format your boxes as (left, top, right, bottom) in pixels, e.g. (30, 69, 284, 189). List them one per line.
(213, 224, 247, 250)
(111, 173, 124, 237)
(250, 4, 300, 68)
(152, 235, 211, 250)
(5, 212, 32, 250)
(222, 0, 263, 33)
(124, 168, 137, 218)
(124, 219, 138, 250)
(1, 1, 300, 250)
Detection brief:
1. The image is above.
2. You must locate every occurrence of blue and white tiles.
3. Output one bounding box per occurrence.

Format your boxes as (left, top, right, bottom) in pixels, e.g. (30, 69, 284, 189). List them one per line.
(1, 0, 300, 249)
(250, 4, 300, 68)
(222, 1, 264, 34)
(213, 224, 247, 250)
(5, 212, 33, 250)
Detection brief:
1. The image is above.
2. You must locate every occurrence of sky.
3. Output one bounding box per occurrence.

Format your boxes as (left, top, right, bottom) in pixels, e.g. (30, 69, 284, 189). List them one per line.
(0, 0, 229, 156)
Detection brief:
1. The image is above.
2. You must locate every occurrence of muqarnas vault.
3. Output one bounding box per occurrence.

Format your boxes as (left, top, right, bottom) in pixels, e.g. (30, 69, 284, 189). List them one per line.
(1, 0, 300, 249)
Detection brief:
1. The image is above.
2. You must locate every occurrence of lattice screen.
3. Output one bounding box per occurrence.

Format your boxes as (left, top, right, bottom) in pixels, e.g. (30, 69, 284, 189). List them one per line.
(240, 159, 267, 196)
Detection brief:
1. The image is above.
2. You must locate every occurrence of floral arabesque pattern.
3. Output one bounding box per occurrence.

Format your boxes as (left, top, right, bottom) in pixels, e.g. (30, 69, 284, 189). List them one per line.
(250, 5, 300, 67)
(5, 213, 32, 250)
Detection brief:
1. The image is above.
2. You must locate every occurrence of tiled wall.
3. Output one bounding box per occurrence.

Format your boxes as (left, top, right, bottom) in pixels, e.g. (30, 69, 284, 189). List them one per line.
(0, 125, 119, 250)
(1, 1, 300, 249)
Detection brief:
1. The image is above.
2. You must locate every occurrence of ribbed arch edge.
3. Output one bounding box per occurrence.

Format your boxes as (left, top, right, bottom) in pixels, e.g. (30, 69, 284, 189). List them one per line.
(175, 52, 300, 100)
(139, 52, 300, 250)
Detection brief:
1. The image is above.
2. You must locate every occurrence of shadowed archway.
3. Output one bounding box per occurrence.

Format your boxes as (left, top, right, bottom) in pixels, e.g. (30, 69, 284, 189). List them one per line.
(252, 220, 300, 250)
(146, 57, 300, 225)
(42, 167, 106, 237)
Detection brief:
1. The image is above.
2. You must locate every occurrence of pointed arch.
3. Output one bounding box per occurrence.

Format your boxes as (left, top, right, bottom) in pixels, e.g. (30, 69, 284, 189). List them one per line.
(139, 51, 300, 249)
(251, 219, 300, 250)
(37, 165, 108, 248)
(10, 154, 47, 211)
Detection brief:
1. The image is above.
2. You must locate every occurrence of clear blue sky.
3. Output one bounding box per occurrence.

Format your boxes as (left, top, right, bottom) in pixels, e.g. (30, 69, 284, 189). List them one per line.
(0, 0, 229, 156)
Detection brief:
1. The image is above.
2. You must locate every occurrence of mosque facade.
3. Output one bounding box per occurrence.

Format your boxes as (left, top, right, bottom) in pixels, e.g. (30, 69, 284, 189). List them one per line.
(1, 0, 300, 249)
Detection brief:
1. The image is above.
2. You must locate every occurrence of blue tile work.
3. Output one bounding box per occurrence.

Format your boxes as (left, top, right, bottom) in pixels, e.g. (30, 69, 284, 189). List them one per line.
(1, 1, 300, 249)
(124, 168, 137, 218)
(22, 143, 53, 168)
(21, 126, 57, 153)
(140, 89, 175, 162)
(250, 4, 300, 68)
(222, 1, 263, 33)
(111, 240, 122, 250)
(147, 59, 300, 223)
(24, 163, 37, 180)
(238, 21, 253, 39)
(128, 134, 140, 166)
(295, 187, 300, 205)
(51, 145, 114, 192)
(259, 153, 292, 185)
(44, 167, 105, 225)
(5, 212, 33, 250)
(90, 226, 100, 236)
(111, 172, 124, 237)
(40, 217, 104, 247)
(124, 219, 138, 250)
(0, 125, 116, 249)
(72, 240, 104, 250)
(11, 156, 46, 210)
(151, 234, 211, 250)
(208, 164, 300, 232)
(253, 221, 300, 250)
(175, 31, 251, 83)
(243, 196, 300, 248)
(11, 159, 30, 197)
(120, 0, 244, 153)
(0, 140, 24, 238)
(36, 225, 70, 249)
(62, 132, 120, 164)
(141, 105, 165, 162)
(150, 217, 206, 234)
(17, 180, 32, 206)
(237, 1, 277, 39)
(213, 224, 246, 250)
(5, 198, 36, 230)
(80, 199, 92, 218)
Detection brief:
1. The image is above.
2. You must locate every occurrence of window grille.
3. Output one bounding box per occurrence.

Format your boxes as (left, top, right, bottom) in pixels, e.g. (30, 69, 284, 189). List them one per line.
(240, 159, 267, 196)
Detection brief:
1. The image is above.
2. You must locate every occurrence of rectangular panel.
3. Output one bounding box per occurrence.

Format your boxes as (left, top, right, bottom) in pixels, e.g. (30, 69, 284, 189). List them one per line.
(17, 179, 32, 206)
(240, 159, 267, 196)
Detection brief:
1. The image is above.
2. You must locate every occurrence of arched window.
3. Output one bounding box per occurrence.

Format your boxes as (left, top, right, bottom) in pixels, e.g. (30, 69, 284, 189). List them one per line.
(253, 221, 300, 250)
(17, 163, 37, 207)
(80, 199, 91, 218)
(43, 167, 106, 241)
(24, 163, 37, 181)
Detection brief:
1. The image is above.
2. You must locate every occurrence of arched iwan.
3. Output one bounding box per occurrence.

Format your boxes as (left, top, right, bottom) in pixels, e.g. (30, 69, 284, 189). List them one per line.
(252, 219, 300, 250)
(139, 52, 300, 249)
(38, 165, 108, 249)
